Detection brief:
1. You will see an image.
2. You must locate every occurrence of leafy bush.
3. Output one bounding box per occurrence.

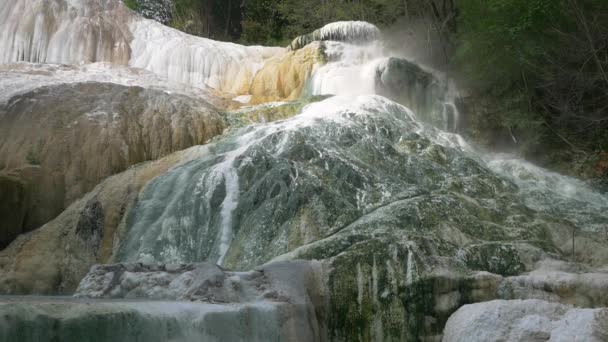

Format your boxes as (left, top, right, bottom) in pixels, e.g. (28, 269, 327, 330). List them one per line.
(455, 0, 608, 176)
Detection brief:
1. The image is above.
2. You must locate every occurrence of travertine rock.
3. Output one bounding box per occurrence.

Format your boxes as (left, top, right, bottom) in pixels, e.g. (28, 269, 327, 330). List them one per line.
(0, 65, 224, 241)
(249, 43, 322, 104)
(442, 299, 608, 342)
(0, 146, 208, 294)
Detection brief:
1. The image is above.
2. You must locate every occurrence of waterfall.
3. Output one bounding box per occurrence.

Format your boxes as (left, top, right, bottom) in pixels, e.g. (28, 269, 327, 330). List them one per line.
(442, 102, 460, 132)
(3, 1, 608, 341)
(308, 40, 459, 131)
(309, 42, 385, 96)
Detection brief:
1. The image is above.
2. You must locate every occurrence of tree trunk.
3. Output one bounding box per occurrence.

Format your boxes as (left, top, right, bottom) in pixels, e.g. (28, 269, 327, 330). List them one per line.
(225, 0, 232, 39)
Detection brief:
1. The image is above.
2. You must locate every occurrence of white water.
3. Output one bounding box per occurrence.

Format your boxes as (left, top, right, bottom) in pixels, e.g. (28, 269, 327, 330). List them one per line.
(309, 42, 385, 96)
(308, 40, 462, 132)
(210, 132, 270, 266)
(487, 155, 608, 231)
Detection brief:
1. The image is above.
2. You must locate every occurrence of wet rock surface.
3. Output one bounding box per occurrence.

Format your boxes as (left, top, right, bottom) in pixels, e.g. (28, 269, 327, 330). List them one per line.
(75, 261, 326, 310)
(375, 57, 450, 129)
(0, 299, 313, 342)
(1, 94, 607, 340)
(0, 260, 327, 342)
(0, 1, 607, 340)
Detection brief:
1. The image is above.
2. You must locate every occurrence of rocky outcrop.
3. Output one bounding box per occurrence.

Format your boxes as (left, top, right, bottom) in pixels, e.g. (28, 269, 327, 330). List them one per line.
(0, 260, 327, 342)
(0, 299, 317, 342)
(497, 260, 608, 307)
(0, 94, 334, 294)
(1, 91, 607, 341)
(375, 57, 452, 129)
(0, 0, 284, 93)
(0, 63, 225, 244)
(0, 146, 208, 294)
(288, 21, 381, 51)
(1, 5, 608, 340)
(443, 299, 608, 342)
(438, 260, 608, 341)
(105, 95, 606, 339)
(249, 42, 322, 104)
(75, 261, 326, 307)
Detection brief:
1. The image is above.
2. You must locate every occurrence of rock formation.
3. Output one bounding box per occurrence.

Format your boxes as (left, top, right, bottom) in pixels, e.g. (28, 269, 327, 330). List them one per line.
(249, 42, 322, 105)
(0, 0, 283, 93)
(289, 21, 382, 51)
(0, 63, 225, 244)
(443, 299, 608, 342)
(1, 0, 608, 341)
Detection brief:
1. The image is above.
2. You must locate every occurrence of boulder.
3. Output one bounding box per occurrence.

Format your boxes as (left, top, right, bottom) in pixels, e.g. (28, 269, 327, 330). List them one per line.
(0, 63, 225, 244)
(443, 299, 608, 342)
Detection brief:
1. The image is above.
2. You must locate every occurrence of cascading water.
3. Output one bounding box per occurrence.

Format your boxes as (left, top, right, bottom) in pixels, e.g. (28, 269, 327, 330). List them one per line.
(305, 38, 461, 132)
(487, 155, 608, 230)
(308, 42, 386, 96)
(117, 95, 435, 267)
(1, 0, 608, 341)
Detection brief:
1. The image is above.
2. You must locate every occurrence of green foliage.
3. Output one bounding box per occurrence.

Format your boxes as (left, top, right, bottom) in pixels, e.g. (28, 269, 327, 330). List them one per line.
(240, 0, 287, 45)
(168, 0, 207, 37)
(123, 0, 139, 10)
(456, 0, 565, 87)
(166, 0, 242, 41)
(456, 0, 608, 176)
(241, 0, 406, 46)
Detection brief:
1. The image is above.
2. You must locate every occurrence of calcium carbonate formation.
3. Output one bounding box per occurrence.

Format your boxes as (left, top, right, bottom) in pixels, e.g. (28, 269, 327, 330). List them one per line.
(288, 21, 382, 50)
(2, 1, 608, 341)
(0, 0, 282, 95)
